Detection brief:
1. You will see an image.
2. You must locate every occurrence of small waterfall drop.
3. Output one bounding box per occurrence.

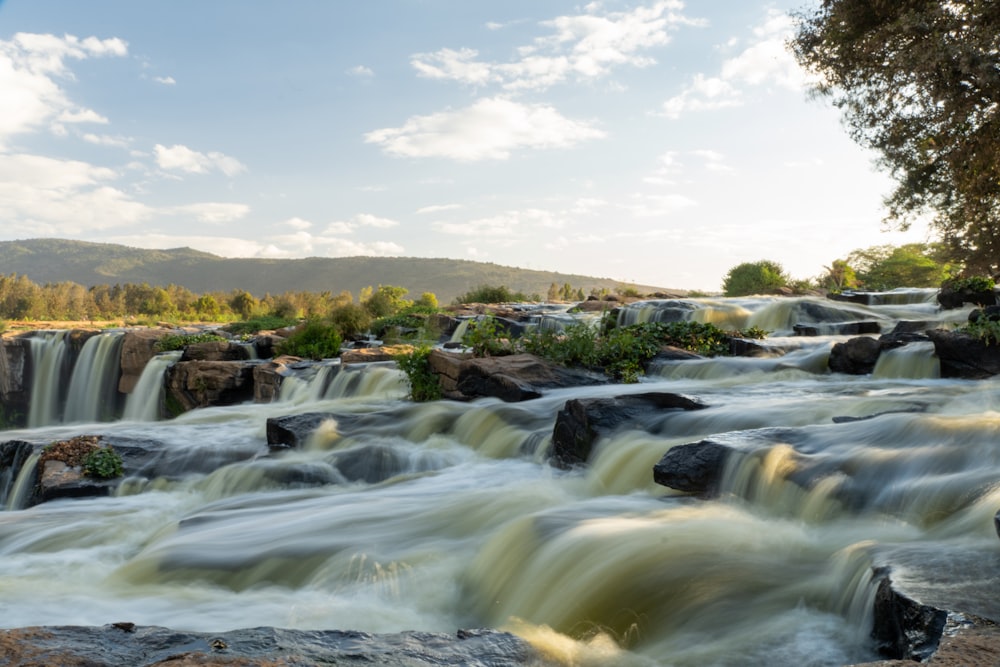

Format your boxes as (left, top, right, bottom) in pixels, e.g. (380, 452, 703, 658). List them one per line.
(27, 331, 69, 427)
(872, 341, 940, 379)
(123, 351, 182, 421)
(4, 451, 39, 511)
(63, 332, 125, 423)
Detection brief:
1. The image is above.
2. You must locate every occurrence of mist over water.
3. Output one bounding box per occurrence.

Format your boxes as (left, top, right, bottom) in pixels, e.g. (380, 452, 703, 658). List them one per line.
(1, 290, 998, 666)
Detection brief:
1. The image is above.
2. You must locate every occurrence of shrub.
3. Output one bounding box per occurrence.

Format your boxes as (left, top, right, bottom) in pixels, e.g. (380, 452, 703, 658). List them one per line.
(155, 332, 228, 352)
(722, 260, 789, 296)
(82, 446, 124, 479)
(454, 285, 530, 305)
(224, 315, 297, 336)
(277, 320, 343, 359)
(942, 275, 996, 292)
(394, 346, 442, 402)
(462, 316, 515, 356)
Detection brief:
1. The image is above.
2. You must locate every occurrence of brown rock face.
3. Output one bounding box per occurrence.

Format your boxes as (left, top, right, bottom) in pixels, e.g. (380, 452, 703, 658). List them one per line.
(119, 329, 172, 393)
(426, 350, 603, 402)
(165, 360, 255, 413)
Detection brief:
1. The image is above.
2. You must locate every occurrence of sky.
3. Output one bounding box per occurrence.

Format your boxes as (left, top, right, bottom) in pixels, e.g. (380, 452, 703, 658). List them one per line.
(0, 0, 932, 292)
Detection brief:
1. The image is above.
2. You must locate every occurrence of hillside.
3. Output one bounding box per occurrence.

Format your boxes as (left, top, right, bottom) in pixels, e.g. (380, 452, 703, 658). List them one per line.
(0, 239, 678, 303)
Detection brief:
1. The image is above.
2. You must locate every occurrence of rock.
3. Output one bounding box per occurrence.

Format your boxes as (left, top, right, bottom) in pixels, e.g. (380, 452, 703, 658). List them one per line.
(795, 321, 882, 336)
(266, 412, 338, 450)
(340, 344, 412, 364)
(828, 291, 875, 305)
(969, 305, 1000, 323)
(0, 625, 542, 667)
(551, 393, 708, 468)
(926, 329, 1000, 379)
(652, 440, 734, 496)
(179, 340, 250, 362)
(870, 569, 947, 661)
(937, 284, 997, 309)
(253, 355, 300, 403)
(165, 360, 255, 413)
(728, 337, 770, 357)
(119, 329, 172, 394)
(828, 336, 882, 374)
(426, 350, 604, 402)
(0, 337, 30, 427)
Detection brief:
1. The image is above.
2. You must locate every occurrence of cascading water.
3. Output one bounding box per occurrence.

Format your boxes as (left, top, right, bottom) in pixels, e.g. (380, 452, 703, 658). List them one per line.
(0, 294, 997, 666)
(122, 350, 182, 421)
(26, 331, 68, 427)
(63, 332, 125, 423)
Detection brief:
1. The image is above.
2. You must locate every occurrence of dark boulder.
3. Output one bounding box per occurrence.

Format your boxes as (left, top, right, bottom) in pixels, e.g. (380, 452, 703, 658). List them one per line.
(427, 350, 604, 402)
(969, 305, 1000, 323)
(937, 284, 997, 309)
(926, 329, 1000, 379)
(828, 336, 882, 374)
(0, 625, 541, 667)
(551, 393, 707, 468)
(652, 440, 734, 497)
(827, 291, 875, 305)
(871, 569, 947, 661)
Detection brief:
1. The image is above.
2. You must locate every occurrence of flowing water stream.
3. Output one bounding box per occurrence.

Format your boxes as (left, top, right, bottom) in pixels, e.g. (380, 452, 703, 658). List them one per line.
(1, 291, 997, 666)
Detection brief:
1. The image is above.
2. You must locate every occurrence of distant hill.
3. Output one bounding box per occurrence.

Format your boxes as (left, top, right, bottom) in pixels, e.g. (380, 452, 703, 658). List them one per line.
(0, 238, 678, 304)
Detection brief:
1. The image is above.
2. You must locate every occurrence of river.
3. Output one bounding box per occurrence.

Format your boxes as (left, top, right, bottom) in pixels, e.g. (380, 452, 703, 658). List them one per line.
(1, 290, 997, 666)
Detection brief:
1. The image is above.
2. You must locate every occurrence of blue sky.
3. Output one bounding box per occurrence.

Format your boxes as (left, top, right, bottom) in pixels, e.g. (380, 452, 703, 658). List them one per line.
(0, 0, 929, 291)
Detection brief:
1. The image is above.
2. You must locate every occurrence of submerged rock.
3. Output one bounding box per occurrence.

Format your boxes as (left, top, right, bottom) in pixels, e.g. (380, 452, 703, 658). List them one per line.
(0, 625, 544, 667)
(551, 392, 708, 468)
(652, 439, 733, 497)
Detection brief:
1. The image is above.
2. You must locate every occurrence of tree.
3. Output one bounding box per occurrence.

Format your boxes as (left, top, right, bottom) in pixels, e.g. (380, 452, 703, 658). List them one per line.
(722, 260, 789, 296)
(846, 243, 951, 289)
(820, 259, 859, 292)
(793, 1, 1000, 276)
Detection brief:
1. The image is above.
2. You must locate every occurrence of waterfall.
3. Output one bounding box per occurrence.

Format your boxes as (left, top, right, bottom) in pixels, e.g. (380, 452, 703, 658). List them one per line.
(63, 332, 126, 423)
(26, 331, 69, 427)
(872, 341, 940, 379)
(122, 351, 182, 421)
(4, 451, 39, 511)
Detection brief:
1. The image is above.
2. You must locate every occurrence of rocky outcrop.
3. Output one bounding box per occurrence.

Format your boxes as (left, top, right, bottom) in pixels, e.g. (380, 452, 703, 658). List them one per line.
(0, 337, 30, 427)
(937, 284, 997, 309)
(426, 350, 604, 402)
(252, 355, 301, 402)
(551, 392, 707, 468)
(165, 360, 256, 413)
(652, 440, 734, 496)
(340, 344, 413, 364)
(793, 321, 881, 336)
(828, 336, 883, 374)
(926, 329, 1000, 379)
(119, 329, 171, 393)
(0, 625, 542, 667)
(870, 569, 948, 661)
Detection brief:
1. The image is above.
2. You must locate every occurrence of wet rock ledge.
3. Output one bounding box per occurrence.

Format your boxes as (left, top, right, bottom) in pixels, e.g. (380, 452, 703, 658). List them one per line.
(0, 625, 546, 667)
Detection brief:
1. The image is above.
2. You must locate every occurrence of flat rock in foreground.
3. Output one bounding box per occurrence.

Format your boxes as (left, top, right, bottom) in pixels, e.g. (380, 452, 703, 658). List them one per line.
(0, 625, 545, 667)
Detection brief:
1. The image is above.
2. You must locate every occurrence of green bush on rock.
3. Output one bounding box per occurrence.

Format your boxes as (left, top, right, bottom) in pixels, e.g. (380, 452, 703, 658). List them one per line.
(277, 320, 343, 359)
(82, 446, 124, 479)
(394, 346, 442, 402)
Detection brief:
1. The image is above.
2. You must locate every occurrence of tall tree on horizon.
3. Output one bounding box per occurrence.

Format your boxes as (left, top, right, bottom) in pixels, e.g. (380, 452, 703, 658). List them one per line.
(793, 0, 1000, 276)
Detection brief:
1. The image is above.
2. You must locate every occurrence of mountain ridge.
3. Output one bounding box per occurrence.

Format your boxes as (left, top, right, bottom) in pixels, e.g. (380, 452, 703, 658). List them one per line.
(0, 238, 680, 303)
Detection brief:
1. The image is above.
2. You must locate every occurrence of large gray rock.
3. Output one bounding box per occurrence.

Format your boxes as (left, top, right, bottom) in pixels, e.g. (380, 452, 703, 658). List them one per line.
(828, 336, 882, 374)
(119, 329, 172, 393)
(551, 392, 707, 468)
(0, 337, 30, 427)
(179, 339, 250, 362)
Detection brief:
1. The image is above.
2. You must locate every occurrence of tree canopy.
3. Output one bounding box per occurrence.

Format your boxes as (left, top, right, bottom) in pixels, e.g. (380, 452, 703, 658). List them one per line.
(793, 1, 1000, 276)
(722, 260, 789, 296)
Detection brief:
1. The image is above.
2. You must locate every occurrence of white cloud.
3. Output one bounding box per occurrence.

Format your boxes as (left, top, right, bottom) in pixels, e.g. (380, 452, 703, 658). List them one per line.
(154, 143, 246, 177)
(106, 233, 405, 260)
(660, 9, 814, 118)
(347, 65, 374, 78)
(410, 1, 700, 91)
(168, 202, 251, 223)
(416, 203, 462, 214)
(627, 192, 698, 216)
(0, 32, 127, 146)
(432, 208, 566, 236)
(154, 75, 176, 85)
(0, 153, 150, 233)
(365, 97, 604, 161)
(284, 217, 313, 230)
(322, 213, 400, 235)
(82, 133, 131, 148)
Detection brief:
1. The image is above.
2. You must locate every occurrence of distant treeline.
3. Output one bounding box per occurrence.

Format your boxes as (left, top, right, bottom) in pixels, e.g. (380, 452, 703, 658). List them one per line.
(0, 273, 608, 324)
(0, 273, 439, 324)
